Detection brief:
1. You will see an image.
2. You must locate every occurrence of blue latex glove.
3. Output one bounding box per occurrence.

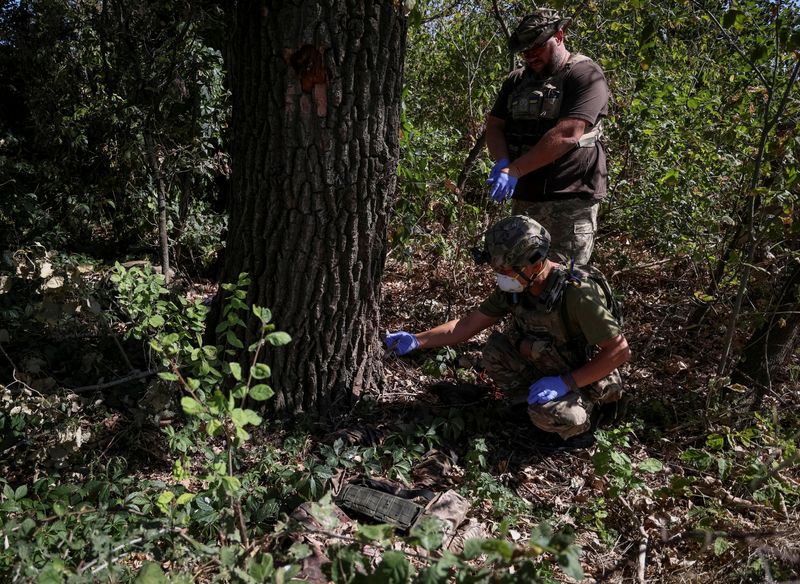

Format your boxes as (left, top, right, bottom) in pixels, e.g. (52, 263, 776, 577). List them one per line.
(527, 375, 570, 405)
(487, 158, 509, 183)
(488, 171, 518, 202)
(384, 331, 420, 355)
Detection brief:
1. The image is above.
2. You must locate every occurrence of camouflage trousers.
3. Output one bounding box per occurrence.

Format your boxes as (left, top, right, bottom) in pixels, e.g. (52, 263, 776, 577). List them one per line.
(512, 198, 599, 264)
(481, 331, 623, 439)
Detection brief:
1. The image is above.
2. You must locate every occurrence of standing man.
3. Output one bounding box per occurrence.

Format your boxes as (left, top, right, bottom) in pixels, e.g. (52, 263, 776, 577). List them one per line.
(486, 8, 609, 264)
(385, 216, 630, 445)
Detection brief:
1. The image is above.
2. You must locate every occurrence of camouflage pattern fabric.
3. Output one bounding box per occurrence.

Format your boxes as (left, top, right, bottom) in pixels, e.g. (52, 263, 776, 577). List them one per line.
(512, 198, 599, 264)
(481, 331, 623, 439)
(508, 9, 572, 53)
(484, 215, 550, 270)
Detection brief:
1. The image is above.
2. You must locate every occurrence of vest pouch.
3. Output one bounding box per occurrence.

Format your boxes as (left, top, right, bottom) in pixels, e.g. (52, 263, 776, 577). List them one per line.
(522, 336, 571, 375)
(539, 88, 561, 120)
(511, 90, 543, 120)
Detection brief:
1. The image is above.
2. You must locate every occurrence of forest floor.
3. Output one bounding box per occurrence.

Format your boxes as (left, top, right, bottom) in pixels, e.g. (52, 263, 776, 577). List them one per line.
(1, 236, 799, 582)
(375, 235, 800, 583)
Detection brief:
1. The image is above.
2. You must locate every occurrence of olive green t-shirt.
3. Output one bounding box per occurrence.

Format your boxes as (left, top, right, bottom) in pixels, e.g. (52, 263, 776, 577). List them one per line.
(478, 278, 620, 345)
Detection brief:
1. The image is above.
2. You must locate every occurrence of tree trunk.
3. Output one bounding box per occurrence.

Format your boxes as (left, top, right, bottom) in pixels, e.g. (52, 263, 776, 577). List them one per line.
(144, 130, 172, 285)
(220, 2, 406, 416)
(735, 260, 800, 407)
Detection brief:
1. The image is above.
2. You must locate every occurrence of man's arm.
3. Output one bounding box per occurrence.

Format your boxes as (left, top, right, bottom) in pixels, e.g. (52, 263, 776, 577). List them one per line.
(506, 117, 587, 178)
(416, 310, 501, 350)
(567, 334, 630, 388)
(485, 114, 510, 162)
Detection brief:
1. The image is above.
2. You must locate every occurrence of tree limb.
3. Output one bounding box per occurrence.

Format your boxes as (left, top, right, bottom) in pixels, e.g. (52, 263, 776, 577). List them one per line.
(68, 369, 162, 393)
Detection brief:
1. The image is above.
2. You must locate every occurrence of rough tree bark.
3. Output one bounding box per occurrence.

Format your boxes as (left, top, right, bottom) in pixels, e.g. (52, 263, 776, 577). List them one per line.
(219, 2, 406, 416)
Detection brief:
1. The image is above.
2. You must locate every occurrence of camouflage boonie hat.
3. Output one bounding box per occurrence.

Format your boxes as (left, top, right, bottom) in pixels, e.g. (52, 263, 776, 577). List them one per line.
(508, 8, 572, 53)
(485, 215, 550, 270)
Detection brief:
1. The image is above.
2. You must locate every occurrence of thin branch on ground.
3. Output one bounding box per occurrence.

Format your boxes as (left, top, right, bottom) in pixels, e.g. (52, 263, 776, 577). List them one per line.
(68, 368, 162, 393)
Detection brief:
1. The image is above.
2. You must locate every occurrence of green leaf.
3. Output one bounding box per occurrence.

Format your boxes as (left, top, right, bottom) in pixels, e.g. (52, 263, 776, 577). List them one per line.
(206, 419, 223, 436)
(176, 493, 195, 505)
(20, 517, 36, 536)
(721, 9, 741, 29)
(149, 314, 165, 327)
(247, 554, 274, 580)
(135, 561, 168, 584)
(705, 433, 725, 450)
(610, 450, 632, 470)
(158, 372, 179, 382)
(476, 537, 515, 560)
(355, 523, 395, 545)
(156, 491, 175, 513)
(231, 408, 262, 428)
(181, 397, 204, 416)
(462, 538, 486, 560)
(161, 333, 179, 346)
(251, 363, 271, 379)
(14, 485, 27, 500)
(714, 536, 732, 556)
(409, 516, 443, 552)
(638, 458, 663, 473)
(226, 330, 244, 349)
(371, 551, 414, 583)
(249, 384, 274, 401)
(252, 305, 272, 323)
(289, 542, 312, 560)
(222, 475, 241, 491)
(228, 362, 242, 381)
(528, 523, 554, 548)
(558, 547, 584, 581)
(265, 332, 291, 346)
(236, 426, 250, 443)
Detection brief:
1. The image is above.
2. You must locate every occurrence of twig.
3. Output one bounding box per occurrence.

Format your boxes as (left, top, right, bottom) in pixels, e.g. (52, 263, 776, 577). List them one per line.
(610, 256, 680, 278)
(112, 334, 134, 371)
(0, 340, 41, 395)
(617, 495, 648, 583)
(637, 523, 648, 584)
(78, 527, 171, 574)
(758, 547, 775, 583)
(68, 369, 162, 393)
(694, 483, 783, 518)
(689, 1, 769, 88)
(489, 0, 511, 39)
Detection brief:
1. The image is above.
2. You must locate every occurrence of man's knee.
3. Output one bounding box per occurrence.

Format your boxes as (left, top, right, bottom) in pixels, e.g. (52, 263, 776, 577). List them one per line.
(587, 369, 624, 404)
(527, 395, 591, 439)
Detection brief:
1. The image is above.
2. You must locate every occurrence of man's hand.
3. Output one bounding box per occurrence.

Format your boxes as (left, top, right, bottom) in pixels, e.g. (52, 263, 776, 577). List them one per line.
(384, 331, 420, 356)
(527, 375, 570, 405)
(488, 171, 518, 202)
(487, 158, 509, 183)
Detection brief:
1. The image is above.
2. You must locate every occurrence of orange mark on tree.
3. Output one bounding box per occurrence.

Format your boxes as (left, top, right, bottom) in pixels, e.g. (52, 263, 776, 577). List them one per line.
(290, 45, 328, 115)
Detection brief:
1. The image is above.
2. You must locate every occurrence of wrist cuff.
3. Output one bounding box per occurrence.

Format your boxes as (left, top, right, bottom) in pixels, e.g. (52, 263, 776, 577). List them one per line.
(564, 372, 579, 392)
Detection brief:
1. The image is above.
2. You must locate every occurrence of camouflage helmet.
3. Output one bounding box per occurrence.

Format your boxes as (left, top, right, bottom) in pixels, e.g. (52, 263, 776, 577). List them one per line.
(484, 215, 550, 270)
(508, 8, 572, 53)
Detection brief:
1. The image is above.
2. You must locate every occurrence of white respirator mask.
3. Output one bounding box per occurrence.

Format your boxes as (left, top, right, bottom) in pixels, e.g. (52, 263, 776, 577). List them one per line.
(495, 273, 525, 293)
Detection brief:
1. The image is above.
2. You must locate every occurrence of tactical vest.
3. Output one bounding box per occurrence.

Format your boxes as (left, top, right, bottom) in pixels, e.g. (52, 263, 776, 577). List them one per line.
(508, 264, 620, 376)
(505, 53, 603, 160)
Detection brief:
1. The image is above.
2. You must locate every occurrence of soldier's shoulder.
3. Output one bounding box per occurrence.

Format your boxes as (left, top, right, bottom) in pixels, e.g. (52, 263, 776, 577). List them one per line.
(568, 54, 605, 75)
